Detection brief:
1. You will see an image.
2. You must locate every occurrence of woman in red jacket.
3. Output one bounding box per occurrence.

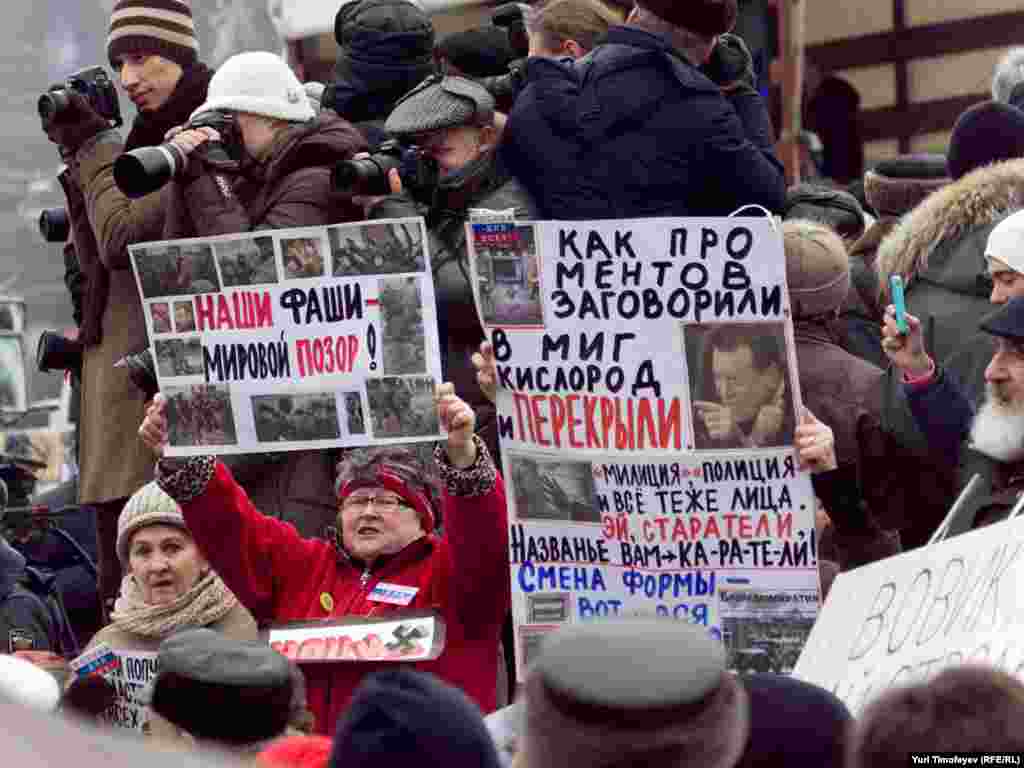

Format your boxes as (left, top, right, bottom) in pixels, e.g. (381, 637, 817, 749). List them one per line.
(138, 383, 509, 735)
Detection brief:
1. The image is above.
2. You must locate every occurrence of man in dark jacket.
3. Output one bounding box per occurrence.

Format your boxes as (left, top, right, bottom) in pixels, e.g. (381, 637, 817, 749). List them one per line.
(783, 219, 899, 569)
(42, 0, 215, 619)
(883, 297, 1024, 530)
(0, 538, 56, 654)
(501, 0, 785, 219)
(323, 0, 435, 145)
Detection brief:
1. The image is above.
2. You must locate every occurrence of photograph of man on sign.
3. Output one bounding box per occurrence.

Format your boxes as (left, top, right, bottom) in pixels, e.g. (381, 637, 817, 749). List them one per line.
(689, 323, 795, 450)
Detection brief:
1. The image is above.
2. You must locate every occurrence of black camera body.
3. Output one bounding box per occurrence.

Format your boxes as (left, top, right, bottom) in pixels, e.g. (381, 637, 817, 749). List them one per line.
(36, 331, 83, 375)
(38, 66, 123, 129)
(332, 140, 439, 204)
(113, 109, 241, 199)
(492, 3, 529, 59)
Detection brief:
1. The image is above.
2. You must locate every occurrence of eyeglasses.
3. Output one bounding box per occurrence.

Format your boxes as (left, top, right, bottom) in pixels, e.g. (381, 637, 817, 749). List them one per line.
(341, 493, 409, 512)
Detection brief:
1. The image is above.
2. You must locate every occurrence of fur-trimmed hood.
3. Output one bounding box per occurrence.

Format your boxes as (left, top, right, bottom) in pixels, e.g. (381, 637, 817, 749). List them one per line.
(875, 158, 1024, 300)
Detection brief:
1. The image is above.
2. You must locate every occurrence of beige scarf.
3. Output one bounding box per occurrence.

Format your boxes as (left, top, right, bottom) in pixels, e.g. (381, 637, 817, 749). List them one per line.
(109, 570, 239, 639)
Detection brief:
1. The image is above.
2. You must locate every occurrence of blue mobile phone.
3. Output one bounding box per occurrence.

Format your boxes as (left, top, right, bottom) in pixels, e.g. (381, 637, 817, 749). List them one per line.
(890, 275, 908, 334)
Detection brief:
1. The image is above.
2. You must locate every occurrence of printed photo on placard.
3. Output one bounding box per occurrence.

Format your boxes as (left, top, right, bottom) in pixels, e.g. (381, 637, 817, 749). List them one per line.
(0, 336, 25, 413)
(135, 243, 221, 298)
(343, 391, 366, 435)
(366, 376, 439, 438)
(151, 303, 172, 334)
(472, 223, 542, 327)
(215, 236, 278, 287)
(684, 322, 796, 451)
(379, 276, 426, 375)
(282, 237, 326, 279)
(164, 384, 238, 447)
(173, 300, 196, 332)
(330, 221, 425, 276)
(0, 301, 23, 333)
(252, 393, 341, 443)
(508, 454, 600, 522)
(154, 338, 204, 377)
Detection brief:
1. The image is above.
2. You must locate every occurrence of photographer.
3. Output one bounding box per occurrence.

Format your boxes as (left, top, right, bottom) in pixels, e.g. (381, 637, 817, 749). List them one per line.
(501, 0, 785, 219)
(359, 76, 536, 459)
(159, 50, 366, 540)
(43, 0, 215, 620)
(161, 51, 366, 238)
(322, 0, 437, 145)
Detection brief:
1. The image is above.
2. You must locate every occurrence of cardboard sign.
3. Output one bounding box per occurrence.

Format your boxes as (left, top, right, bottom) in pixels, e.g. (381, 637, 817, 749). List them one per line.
(265, 610, 445, 663)
(466, 217, 820, 676)
(129, 219, 445, 456)
(793, 515, 1024, 715)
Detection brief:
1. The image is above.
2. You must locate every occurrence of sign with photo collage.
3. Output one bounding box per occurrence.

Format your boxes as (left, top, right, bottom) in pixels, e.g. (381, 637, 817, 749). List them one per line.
(129, 218, 445, 456)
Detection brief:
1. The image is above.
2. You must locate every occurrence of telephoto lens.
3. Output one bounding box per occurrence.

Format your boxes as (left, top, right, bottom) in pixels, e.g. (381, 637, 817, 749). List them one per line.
(113, 145, 182, 199)
(331, 154, 401, 197)
(38, 208, 70, 243)
(36, 89, 71, 128)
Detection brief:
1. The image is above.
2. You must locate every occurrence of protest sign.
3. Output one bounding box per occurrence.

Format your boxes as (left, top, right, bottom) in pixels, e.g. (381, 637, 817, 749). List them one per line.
(794, 515, 1024, 715)
(266, 610, 444, 663)
(467, 217, 820, 674)
(129, 219, 445, 456)
(98, 650, 159, 734)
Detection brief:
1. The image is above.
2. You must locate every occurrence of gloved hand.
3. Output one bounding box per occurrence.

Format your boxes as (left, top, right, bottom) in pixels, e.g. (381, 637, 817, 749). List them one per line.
(701, 33, 757, 92)
(42, 91, 110, 155)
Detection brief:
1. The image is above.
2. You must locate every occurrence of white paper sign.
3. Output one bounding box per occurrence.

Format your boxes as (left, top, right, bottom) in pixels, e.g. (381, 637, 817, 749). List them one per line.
(793, 516, 1024, 715)
(129, 218, 445, 456)
(100, 650, 159, 734)
(466, 218, 820, 676)
(268, 613, 443, 663)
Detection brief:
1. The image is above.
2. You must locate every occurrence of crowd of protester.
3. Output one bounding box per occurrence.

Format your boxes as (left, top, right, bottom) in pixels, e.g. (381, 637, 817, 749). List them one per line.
(8, 0, 1024, 765)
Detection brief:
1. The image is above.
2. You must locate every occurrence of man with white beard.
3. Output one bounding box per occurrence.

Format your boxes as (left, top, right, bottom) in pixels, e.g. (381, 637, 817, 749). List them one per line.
(882, 295, 1024, 528)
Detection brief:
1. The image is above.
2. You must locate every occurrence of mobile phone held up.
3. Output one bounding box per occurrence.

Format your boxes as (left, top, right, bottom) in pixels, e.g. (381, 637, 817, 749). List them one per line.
(890, 275, 908, 334)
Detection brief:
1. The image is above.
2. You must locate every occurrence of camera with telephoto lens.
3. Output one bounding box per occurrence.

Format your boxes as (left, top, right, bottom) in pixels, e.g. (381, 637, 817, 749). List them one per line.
(36, 331, 83, 375)
(116, 348, 159, 401)
(331, 140, 439, 203)
(113, 109, 241, 199)
(38, 208, 70, 243)
(38, 66, 123, 130)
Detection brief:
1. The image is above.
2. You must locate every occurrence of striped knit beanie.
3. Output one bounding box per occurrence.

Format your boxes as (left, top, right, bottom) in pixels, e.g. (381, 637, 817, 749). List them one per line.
(108, 0, 199, 70)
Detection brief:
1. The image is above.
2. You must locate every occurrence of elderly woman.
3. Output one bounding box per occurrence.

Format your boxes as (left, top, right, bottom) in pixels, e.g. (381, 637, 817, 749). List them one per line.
(73, 481, 256, 740)
(361, 75, 536, 459)
(138, 383, 509, 735)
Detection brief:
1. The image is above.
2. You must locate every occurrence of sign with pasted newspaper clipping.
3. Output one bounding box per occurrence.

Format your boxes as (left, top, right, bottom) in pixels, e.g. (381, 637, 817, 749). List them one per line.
(467, 217, 820, 675)
(129, 219, 445, 456)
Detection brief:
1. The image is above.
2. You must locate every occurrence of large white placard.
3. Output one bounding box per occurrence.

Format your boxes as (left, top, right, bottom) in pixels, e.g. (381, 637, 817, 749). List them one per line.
(129, 219, 445, 455)
(793, 516, 1024, 715)
(467, 217, 820, 675)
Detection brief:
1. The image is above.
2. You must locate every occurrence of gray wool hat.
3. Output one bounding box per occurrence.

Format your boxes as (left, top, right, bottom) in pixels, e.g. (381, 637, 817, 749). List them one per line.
(521, 620, 749, 768)
(156, 628, 291, 687)
(385, 75, 495, 136)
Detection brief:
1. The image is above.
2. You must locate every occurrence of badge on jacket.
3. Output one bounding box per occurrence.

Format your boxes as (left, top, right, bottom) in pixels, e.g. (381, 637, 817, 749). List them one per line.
(368, 583, 419, 606)
(8, 629, 35, 652)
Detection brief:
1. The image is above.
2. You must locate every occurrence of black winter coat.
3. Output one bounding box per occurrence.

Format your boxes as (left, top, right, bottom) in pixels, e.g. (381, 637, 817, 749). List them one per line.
(501, 26, 786, 219)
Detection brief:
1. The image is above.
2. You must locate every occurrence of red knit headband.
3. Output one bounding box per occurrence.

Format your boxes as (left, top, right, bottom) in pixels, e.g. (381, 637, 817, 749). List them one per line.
(338, 467, 435, 532)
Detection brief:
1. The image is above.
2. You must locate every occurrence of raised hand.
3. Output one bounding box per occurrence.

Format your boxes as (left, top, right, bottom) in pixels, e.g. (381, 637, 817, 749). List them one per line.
(138, 393, 169, 458)
(437, 382, 477, 468)
(471, 340, 497, 404)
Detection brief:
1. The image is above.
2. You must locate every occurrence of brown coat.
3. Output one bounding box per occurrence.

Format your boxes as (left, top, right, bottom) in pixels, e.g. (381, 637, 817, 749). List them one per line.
(162, 113, 366, 239)
(81, 600, 257, 747)
(71, 132, 166, 504)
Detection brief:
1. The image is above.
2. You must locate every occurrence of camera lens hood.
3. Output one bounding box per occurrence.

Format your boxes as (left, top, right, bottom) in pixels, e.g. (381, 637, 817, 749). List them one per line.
(113, 146, 179, 199)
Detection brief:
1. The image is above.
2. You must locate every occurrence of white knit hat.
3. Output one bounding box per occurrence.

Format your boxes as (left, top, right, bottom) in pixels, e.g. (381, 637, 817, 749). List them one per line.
(0, 655, 61, 713)
(986, 210, 1024, 275)
(191, 51, 315, 123)
(116, 482, 189, 566)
